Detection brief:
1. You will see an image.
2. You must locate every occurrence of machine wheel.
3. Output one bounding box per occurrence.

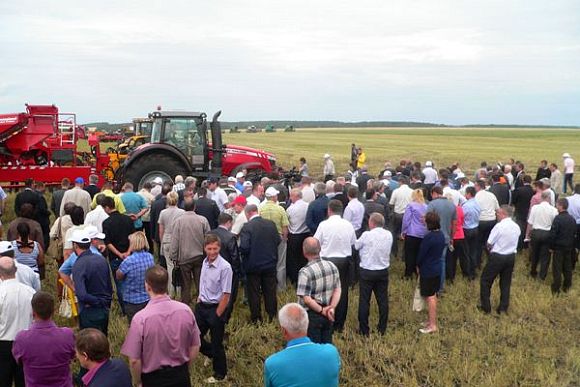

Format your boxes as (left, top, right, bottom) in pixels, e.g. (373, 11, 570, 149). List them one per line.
(124, 153, 188, 190)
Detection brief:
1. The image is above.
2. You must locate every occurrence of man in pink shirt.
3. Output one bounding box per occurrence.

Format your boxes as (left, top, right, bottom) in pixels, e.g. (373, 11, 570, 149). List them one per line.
(121, 265, 201, 387)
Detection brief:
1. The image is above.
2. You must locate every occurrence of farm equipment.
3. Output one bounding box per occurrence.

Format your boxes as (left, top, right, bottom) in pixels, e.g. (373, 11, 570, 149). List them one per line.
(284, 125, 295, 132)
(247, 125, 261, 133)
(265, 124, 275, 133)
(0, 104, 110, 186)
(117, 109, 276, 188)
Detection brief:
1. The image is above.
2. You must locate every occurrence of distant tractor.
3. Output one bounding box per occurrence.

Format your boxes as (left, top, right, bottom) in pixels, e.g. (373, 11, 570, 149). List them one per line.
(230, 126, 240, 133)
(247, 125, 261, 133)
(265, 124, 275, 133)
(284, 125, 295, 132)
(118, 110, 276, 188)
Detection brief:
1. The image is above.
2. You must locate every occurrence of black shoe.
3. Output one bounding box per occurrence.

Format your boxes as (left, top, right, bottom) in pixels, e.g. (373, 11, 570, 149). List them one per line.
(477, 305, 491, 314)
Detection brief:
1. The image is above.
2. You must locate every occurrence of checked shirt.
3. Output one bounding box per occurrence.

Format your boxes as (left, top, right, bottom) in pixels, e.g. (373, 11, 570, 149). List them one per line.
(296, 258, 340, 308)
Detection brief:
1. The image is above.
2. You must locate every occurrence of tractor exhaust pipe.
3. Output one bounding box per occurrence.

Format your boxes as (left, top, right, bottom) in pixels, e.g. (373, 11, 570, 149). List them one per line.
(210, 110, 223, 176)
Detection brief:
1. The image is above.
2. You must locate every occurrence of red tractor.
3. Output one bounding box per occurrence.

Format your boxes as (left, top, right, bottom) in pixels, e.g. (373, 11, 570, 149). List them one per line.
(118, 109, 276, 188)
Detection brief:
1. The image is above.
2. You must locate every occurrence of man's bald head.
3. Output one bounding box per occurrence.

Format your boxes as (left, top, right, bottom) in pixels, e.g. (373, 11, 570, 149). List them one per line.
(302, 237, 321, 261)
(0, 256, 17, 279)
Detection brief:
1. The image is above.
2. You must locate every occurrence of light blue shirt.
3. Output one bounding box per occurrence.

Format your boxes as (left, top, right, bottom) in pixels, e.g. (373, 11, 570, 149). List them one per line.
(264, 336, 340, 387)
(120, 191, 148, 229)
(462, 198, 481, 230)
(58, 245, 101, 275)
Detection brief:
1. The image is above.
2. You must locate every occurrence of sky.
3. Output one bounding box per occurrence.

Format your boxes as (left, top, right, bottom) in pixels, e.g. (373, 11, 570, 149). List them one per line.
(1, 0, 579, 125)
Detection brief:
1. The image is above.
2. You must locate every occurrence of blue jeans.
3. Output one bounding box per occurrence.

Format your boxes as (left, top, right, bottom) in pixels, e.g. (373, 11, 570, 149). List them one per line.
(79, 307, 110, 336)
(440, 246, 448, 291)
(109, 258, 125, 314)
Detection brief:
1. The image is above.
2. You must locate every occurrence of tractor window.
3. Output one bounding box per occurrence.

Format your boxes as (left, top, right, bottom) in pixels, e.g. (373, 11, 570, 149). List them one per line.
(162, 118, 205, 161)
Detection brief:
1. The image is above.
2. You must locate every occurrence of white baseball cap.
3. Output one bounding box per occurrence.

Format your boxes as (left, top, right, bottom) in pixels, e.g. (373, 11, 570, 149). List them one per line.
(243, 181, 253, 188)
(227, 176, 236, 183)
(236, 172, 245, 179)
(425, 161, 433, 167)
(84, 225, 105, 240)
(152, 177, 163, 185)
(265, 186, 280, 197)
(562, 153, 571, 158)
(383, 170, 392, 177)
(68, 229, 92, 244)
(0, 241, 14, 255)
(323, 153, 330, 159)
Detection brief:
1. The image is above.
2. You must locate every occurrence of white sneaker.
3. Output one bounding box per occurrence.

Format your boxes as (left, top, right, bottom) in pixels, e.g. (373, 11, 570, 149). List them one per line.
(203, 357, 211, 367)
(206, 376, 225, 384)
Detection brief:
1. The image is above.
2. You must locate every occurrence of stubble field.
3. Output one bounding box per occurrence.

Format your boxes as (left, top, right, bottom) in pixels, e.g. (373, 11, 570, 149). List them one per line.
(4, 127, 580, 386)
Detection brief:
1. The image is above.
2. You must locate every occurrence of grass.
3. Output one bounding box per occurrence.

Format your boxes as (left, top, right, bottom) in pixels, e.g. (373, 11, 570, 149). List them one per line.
(4, 127, 580, 386)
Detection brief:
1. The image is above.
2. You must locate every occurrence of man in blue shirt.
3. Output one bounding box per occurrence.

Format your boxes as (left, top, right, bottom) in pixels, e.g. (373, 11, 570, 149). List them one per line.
(461, 187, 481, 280)
(58, 226, 104, 290)
(70, 229, 113, 336)
(264, 303, 340, 387)
(119, 182, 148, 230)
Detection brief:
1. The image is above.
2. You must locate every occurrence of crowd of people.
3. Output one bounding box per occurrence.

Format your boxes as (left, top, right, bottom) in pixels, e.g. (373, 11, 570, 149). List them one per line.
(0, 148, 578, 386)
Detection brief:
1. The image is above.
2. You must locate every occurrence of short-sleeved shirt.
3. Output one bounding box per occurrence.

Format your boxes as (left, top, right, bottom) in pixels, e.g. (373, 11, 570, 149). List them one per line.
(427, 198, 457, 243)
(63, 224, 88, 250)
(120, 191, 148, 229)
(121, 295, 201, 373)
(260, 201, 289, 235)
(118, 251, 155, 304)
(198, 255, 233, 304)
(296, 259, 340, 308)
(102, 211, 135, 258)
(58, 245, 101, 276)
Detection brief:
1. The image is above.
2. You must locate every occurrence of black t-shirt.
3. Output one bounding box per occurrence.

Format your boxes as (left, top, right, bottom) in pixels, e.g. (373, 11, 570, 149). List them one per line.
(102, 211, 135, 258)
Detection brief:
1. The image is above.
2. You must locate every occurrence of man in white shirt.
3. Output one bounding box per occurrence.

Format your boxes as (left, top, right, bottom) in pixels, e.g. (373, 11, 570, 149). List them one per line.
(562, 153, 575, 194)
(422, 161, 438, 199)
(84, 193, 110, 233)
(475, 180, 500, 269)
(230, 196, 248, 236)
(286, 189, 310, 285)
(441, 178, 466, 206)
(314, 200, 356, 332)
(246, 183, 264, 207)
(0, 257, 35, 386)
(479, 205, 520, 314)
(0, 241, 40, 291)
(301, 177, 316, 204)
(354, 213, 392, 336)
(389, 176, 413, 257)
(323, 154, 335, 182)
(527, 191, 558, 280)
(207, 177, 229, 212)
(343, 186, 365, 236)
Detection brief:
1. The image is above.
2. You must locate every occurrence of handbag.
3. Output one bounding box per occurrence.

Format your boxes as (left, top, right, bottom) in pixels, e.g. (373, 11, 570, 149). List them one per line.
(172, 264, 182, 288)
(47, 217, 64, 264)
(412, 281, 425, 312)
(58, 279, 78, 319)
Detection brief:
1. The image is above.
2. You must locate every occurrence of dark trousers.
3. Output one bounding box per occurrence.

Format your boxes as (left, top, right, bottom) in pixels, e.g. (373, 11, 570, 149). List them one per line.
(403, 236, 422, 278)
(324, 174, 335, 182)
(358, 268, 389, 335)
(224, 272, 239, 323)
(391, 213, 404, 257)
(79, 307, 110, 336)
(552, 249, 573, 293)
(110, 258, 125, 314)
(141, 363, 190, 387)
(480, 253, 515, 313)
(155, 241, 167, 269)
(515, 218, 527, 251)
(124, 301, 148, 324)
(180, 256, 203, 306)
(307, 310, 333, 344)
(143, 221, 154, 253)
(195, 303, 227, 379)
(563, 173, 574, 193)
(448, 239, 469, 281)
(464, 228, 479, 279)
(530, 229, 551, 279)
(324, 257, 350, 331)
(287, 232, 310, 285)
(0, 340, 24, 387)
(477, 220, 496, 268)
(246, 270, 277, 322)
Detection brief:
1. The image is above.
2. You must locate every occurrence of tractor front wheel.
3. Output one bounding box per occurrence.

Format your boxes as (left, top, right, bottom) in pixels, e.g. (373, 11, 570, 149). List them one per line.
(124, 153, 188, 190)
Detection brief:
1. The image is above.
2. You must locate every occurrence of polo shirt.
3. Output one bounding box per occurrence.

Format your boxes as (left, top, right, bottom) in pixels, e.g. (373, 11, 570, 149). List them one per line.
(343, 198, 365, 231)
(286, 199, 309, 234)
(527, 201, 558, 231)
(488, 218, 520, 255)
(12, 320, 75, 387)
(296, 259, 341, 308)
(314, 215, 356, 258)
(118, 251, 155, 304)
(264, 336, 340, 387)
(355, 227, 392, 270)
(121, 295, 201, 373)
(389, 184, 413, 214)
(462, 198, 481, 230)
(260, 200, 290, 235)
(102, 211, 136, 258)
(0, 279, 34, 341)
(71, 250, 113, 312)
(120, 191, 148, 229)
(475, 190, 500, 221)
(199, 255, 233, 304)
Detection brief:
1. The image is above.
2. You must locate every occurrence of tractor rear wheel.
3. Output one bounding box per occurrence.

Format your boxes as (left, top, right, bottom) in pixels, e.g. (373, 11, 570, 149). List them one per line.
(124, 153, 188, 190)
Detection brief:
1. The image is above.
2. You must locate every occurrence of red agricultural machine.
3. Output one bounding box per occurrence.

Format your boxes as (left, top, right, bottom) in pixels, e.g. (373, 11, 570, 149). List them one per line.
(0, 104, 276, 188)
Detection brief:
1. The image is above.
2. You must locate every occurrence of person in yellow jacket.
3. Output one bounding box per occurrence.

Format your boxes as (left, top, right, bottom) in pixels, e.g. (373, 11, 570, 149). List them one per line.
(90, 181, 126, 214)
(356, 147, 367, 170)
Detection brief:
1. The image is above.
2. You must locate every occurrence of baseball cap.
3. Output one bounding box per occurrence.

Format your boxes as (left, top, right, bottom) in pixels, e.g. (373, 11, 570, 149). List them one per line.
(75, 177, 85, 184)
(235, 172, 245, 179)
(227, 176, 236, 183)
(68, 229, 91, 244)
(562, 153, 571, 158)
(0, 241, 14, 255)
(242, 181, 253, 188)
(84, 225, 105, 240)
(233, 196, 247, 206)
(152, 177, 163, 185)
(265, 187, 279, 197)
(383, 170, 392, 177)
(425, 161, 433, 167)
(323, 153, 330, 159)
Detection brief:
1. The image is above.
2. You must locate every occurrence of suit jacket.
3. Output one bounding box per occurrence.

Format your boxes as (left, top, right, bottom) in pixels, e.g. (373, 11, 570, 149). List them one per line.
(84, 184, 100, 199)
(489, 183, 510, 206)
(195, 197, 220, 230)
(512, 185, 534, 221)
(86, 358, 132, 387)
(239, 216, 280, 274)
(363, 200, 389, 231)
(305, 195, 329, 234)
(150, 196, 166, 242)
(15, 189, 41, 217)
(209, 226, 241, 274)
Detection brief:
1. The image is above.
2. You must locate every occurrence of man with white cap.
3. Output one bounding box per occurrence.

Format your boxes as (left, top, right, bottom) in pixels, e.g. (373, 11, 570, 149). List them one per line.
(260, 187, 290, 291)
(227, 176, 241, 195)
(381, 170, 399, 192)
(422, 161, 438, 200)
(0, 241, 40, 291)
(58, 225, 105, 291)
(562, 153, 575, 194)
(235, 172, 246, 192)
(323, 154, 335, 182)
(70, 228, 113, 335)
(150, 177, 163, 197)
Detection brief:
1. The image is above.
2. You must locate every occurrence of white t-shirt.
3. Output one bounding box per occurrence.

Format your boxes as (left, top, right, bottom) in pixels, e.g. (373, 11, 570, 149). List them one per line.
(475, 190, 500, 221)
(389, 185, 413, 214)
(564, 157, 575, 174)
(314, 215, 356, 258)
(527, 201, 558, 231)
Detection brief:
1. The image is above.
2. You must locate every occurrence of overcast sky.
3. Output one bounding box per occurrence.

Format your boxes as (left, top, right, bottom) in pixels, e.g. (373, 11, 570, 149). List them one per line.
(1, 1, 579, 125)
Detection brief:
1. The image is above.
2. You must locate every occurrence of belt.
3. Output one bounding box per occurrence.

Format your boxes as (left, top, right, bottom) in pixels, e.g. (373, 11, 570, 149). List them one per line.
(491, 252, 515, 258)
(198, 302, 218, 308)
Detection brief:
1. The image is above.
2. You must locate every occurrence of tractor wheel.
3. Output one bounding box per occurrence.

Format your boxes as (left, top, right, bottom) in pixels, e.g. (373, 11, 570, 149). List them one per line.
(124, 153, 188, 190)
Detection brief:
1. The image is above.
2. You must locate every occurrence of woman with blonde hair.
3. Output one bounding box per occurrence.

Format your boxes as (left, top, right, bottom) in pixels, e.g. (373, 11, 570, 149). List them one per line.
(157, 191, 185, 296)
(401, 189, 428, 278)
(116, 231, 155, 322)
